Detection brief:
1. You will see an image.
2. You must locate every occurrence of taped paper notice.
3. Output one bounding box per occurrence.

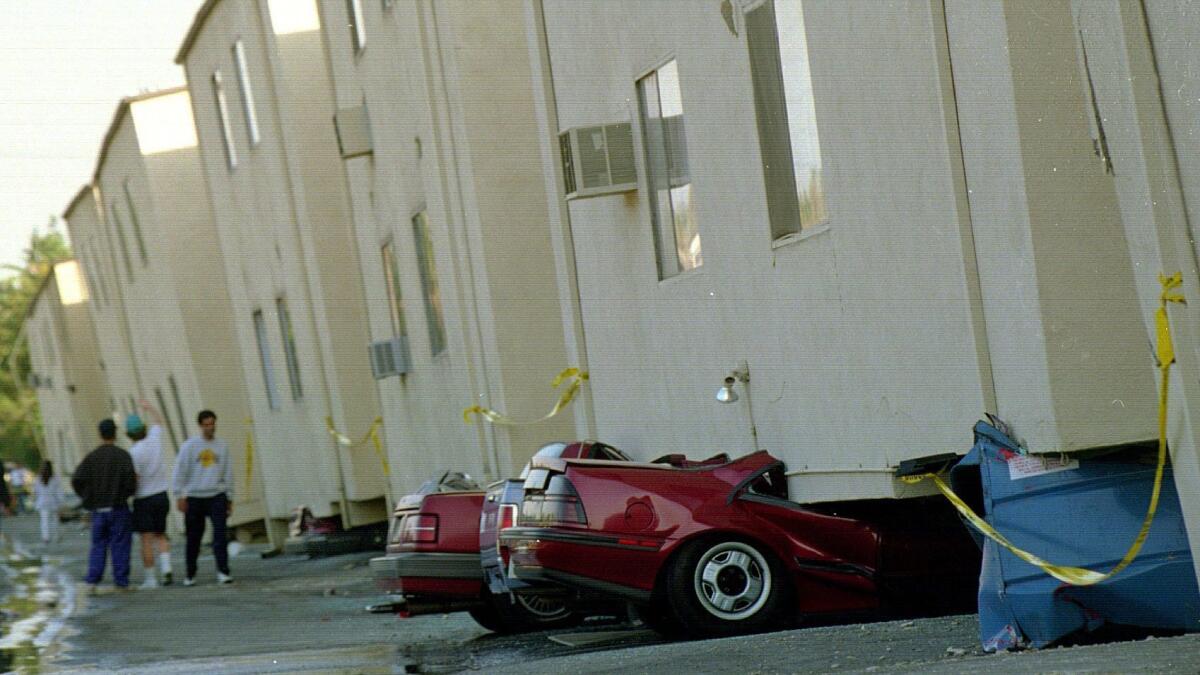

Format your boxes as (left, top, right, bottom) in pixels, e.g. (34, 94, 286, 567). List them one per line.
(1007, 454, 1079, 481)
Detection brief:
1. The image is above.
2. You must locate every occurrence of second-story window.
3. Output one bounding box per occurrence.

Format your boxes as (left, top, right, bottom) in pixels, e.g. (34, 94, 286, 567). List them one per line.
(168, 374, 188, 443)
(347, 0, 366, 52)
(122, 180, 148, 265)
(154, 387, 180, 452)
(253, 310, 280, 410)
(638, 59, 701, 279)
(232, 39, 261, 146)
(381, 241, 408, 339)
(412, 210, 446, 355)
(109, 202, 135, 282)
(746, 0, 827, 240)
(276, 297, 303, 400)
(213, 70, 238, 170)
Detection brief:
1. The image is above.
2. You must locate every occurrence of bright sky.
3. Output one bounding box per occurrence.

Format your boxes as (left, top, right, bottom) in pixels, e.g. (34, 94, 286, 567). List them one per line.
(0, 1, 204, 277)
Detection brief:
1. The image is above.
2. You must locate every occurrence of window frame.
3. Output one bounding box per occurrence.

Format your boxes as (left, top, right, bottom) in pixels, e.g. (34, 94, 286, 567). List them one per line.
(232, 39, 261, 147)
(168, 375, 188, 443)
(347, 0, 367, 53)
(252, 309, 281, 410)
(212, 69, 238, 170)
(122, 179, 149, 265)
(381, 240, 408, 339)
(743, 0, 829, 242)
(411, 209, 447, 356)
(109, 201, 135, 282)
(155, 387, 180, 452)
(276, 297, 303, 401)
(635, 57, 702, 280)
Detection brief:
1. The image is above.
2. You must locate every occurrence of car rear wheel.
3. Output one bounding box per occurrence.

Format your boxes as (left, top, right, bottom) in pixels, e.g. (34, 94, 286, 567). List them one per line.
(665, 538, 790, 638)
(469, 591, 577, 634)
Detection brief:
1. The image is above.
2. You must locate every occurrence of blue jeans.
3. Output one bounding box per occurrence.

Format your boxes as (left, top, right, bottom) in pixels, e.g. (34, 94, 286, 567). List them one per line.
(86, 507, 132, 586)
(185, 494, 229, 579)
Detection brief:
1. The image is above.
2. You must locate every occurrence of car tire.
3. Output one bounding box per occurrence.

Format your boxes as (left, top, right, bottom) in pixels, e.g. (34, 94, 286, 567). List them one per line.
(664, 538, 791, 639)
(469, 591, 578, 634)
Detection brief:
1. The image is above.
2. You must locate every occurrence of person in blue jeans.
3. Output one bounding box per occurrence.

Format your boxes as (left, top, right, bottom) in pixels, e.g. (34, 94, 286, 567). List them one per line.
(72, 419, 137, 594)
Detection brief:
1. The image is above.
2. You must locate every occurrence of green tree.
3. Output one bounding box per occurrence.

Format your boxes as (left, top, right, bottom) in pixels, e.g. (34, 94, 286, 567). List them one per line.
(0, 220, 73, 468)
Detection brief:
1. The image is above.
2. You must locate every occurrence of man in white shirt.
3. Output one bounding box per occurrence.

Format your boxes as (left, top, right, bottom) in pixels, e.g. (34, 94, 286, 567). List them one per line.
(127, 404, 174, 588)
(172, 409, 234, 586)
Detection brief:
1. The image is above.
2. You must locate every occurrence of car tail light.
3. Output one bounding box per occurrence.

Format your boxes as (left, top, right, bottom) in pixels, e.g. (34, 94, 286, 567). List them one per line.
(400, 514, 438, 543)
(519, 474, 587, 526)
(498, 504, 518, 531)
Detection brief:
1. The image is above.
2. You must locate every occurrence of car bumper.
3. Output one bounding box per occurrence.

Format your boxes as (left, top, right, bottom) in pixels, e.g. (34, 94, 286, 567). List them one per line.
(369, 552, 484, 597)
(500, 527, 663, 603)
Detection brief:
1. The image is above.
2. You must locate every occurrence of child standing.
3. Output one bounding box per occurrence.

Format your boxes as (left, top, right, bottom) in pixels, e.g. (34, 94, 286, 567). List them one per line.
(33, 460, 63, 544)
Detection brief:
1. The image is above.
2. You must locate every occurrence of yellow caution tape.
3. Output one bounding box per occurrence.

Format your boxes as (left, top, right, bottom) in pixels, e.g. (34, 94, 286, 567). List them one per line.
(904, 272, 1186, 586)
(463, 367, 589, 426)
(243, 417, 255, 484)
(326, 416, 390, 476)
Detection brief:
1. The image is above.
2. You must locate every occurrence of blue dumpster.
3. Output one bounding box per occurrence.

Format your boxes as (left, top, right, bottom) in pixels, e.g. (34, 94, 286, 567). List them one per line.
(949, 421, 1200, 650)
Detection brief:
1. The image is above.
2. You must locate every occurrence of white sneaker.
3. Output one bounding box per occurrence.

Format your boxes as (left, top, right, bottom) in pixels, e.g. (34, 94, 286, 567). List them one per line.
(182, 577, 196, 587)
(139, 575, 159, 590)
(216, 572, 234, 585)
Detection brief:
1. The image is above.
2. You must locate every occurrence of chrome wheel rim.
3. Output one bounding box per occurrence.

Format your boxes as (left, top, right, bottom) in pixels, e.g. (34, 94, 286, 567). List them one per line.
(515, 593, 570, 619)
(692, 542, 771, 621)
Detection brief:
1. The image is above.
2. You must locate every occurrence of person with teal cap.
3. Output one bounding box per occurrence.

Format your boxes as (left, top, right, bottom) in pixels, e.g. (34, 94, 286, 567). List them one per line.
(127, 402, 174, 588)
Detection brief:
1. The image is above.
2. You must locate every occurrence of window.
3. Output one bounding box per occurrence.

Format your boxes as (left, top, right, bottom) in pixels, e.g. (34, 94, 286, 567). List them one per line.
(276, 298, 303, 400)
(109, 202, 135, 282)
(88, 240, 109, 304)
(232, 39, 260, 146)
(637, 59, 701, 279)
(123, 180, 148, 264)
(155, 387, 180, 451)
(412, 210, 446, 355)
(212, 70, 238, 169)
(253, 310, 280, 410)
(347, 0, 366, 52)
(381, 241, 408, 338)
(745, 0, 827, 239)
(168, 375, 188, 442)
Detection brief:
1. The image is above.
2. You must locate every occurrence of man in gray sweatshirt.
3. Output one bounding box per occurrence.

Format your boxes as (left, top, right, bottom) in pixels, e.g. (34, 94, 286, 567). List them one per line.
(171, 409, 234, 586)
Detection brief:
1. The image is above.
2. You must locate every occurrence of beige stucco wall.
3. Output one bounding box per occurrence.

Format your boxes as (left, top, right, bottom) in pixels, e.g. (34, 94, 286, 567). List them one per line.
(91, 89, 266, 528)
(537, 0, 996, 501)
(316, 0, 578, 496)
(181, 0, 384, 526)
(26, 263, 109, 475)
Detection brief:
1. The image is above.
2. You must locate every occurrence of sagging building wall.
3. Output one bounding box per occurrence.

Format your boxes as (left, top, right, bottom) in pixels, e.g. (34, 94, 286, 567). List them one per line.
(25, 261, 109, 474)
(90, 88, 267, 530)
(317, 0, 578, 495)
(533, 0, 1156, 502)
(178, 0, 386, 529)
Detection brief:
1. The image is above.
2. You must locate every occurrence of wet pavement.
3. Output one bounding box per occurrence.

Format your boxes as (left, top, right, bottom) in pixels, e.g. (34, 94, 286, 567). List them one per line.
(0, 512, 1199, 672)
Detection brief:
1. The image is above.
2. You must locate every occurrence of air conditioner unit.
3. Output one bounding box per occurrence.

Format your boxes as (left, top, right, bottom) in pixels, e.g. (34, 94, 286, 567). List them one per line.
(334, 104, 373, 159)
(559, 122, 637, 200)
(369, 335, 412, 379)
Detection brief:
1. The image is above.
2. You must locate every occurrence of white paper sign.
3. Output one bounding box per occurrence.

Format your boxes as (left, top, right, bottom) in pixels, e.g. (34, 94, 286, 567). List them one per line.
(1006, 454, 1079, 480)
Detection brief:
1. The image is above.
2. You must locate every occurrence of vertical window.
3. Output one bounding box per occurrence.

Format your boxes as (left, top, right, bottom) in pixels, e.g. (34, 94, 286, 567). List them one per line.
(123, 180, 148, 264)
(381, 241, 408, 338)
(276, 298, 303, 400)
(412, 210, 446, 355)
(746, 0, 827, 239)
(232, 39, 260, 146)
(168, 375, 188, 442)
(88, 240, 109, 305)
(638, 59, 701, 279)
(253, 310, 280, 410)
(213, 70, 238, 169)
(347, 0, 366, 52)
(109, 202, 135, 282)
(155, 387, 180, 452)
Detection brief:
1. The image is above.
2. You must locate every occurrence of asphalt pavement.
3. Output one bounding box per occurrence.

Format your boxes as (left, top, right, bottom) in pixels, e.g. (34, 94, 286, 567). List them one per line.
(0, 512, 1198, 673)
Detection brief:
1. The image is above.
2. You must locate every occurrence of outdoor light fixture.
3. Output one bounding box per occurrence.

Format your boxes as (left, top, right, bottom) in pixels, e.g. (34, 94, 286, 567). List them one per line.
(716, 361, 759, 451)
(716, 376, 739, 403)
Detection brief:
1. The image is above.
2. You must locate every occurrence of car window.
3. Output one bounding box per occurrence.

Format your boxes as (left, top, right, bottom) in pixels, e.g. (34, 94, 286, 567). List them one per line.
(590, 443, 631, 461)
(533, 442, 570, 459)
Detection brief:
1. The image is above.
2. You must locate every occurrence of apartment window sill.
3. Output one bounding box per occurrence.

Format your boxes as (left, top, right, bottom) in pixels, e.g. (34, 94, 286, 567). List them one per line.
(771, 223, 830, 250)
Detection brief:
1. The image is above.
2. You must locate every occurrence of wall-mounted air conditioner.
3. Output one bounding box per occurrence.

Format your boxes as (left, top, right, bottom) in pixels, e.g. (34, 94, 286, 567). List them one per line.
(369, 335, 411, 379)
(559, 122, 637, 199)
(334, 104, 373, 159)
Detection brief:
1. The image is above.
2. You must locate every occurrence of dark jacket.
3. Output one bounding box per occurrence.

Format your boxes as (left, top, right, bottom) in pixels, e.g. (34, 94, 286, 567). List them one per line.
(72, 444, 136, 510)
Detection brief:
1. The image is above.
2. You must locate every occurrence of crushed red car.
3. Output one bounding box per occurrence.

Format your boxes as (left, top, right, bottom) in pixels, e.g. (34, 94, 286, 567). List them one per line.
(501, 450, 980, 638)
(370, 442, 634, 633)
